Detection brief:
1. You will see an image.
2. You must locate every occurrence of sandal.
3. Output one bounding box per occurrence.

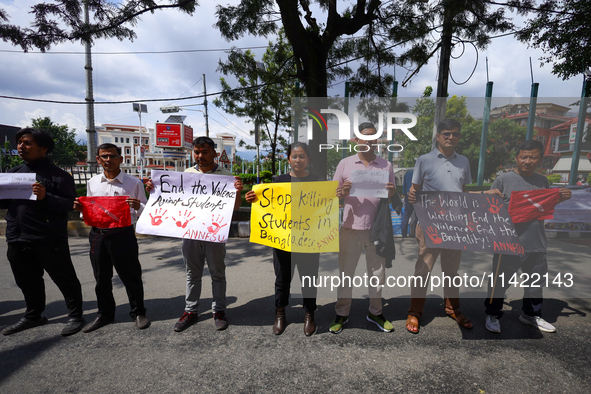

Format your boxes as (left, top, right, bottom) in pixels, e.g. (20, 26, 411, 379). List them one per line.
(448, 312, 473, 329)
(406, 315, 420, 334)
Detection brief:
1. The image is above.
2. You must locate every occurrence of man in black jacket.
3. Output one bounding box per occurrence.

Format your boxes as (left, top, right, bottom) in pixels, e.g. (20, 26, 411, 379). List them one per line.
(1, 128, 85, 336)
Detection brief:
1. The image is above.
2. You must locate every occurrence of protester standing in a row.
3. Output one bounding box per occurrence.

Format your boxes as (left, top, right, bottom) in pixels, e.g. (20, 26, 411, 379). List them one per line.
(74, 143, 150, 333)
(484, 140, 571, 333)
(1, 128, 85, 336)
(246, 142, 321, 336)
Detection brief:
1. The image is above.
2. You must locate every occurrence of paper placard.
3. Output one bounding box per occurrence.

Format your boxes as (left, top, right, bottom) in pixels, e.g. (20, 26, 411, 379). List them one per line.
(0, 173, 36, 200)
(136, 170, 236, 243)
(349, 169, 388, 198)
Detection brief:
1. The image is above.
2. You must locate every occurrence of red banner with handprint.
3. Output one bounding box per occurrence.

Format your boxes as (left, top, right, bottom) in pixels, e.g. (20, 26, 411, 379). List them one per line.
(136, 170, 237, 243)
(413, 191, 523, 255)
(508, 188, 560, 223)
(79, 196, 132, 228)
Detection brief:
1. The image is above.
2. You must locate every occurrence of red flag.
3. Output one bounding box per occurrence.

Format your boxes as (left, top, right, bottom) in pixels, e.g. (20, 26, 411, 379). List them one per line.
(79, 196, 132, 228)
(508, 188, 560, 223)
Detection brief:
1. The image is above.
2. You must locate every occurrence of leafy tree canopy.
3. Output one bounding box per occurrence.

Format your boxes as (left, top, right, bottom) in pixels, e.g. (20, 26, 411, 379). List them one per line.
(31, 117, 86, 165)
(214, 31, 296, 175)
(515, 0, 591, 80)
(401, 95, 526, 180)
(0, 0, 197, 51)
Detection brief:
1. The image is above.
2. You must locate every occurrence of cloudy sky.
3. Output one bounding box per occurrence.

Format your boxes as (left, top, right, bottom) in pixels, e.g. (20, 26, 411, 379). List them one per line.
(0, 0, 586, 156)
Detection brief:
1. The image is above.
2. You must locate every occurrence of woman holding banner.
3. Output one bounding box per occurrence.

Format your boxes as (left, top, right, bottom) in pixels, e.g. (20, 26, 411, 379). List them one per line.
(245, 142, 321, 336)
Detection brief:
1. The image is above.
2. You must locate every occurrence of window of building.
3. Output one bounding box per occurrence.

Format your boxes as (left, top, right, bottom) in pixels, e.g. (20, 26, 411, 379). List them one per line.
(102, 138, 112, 144)
(126, 138, 130, 143)
(115, 137, 119, 143)
(126, 159, 130, 164)
(144, 138, 149, 145)
(536, 135, 547, 147)
(134, 138, 138, 144)
(126, 148, 130, 155)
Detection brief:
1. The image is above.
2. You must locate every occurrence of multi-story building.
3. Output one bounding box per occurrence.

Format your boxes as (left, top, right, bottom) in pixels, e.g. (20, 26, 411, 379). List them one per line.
(97, 124, 237, 176)
(490, 103, 574, 169)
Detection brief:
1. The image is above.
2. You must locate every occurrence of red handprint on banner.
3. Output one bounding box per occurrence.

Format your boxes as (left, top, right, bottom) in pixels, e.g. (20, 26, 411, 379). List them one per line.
(425, 226, 443, 244)
(466, 216, 479, 231)
(173, 210, 195, 228)
(204, 214, 228, 235)
(433, 200, 446, 215)
(149, 208, 168, 226)
(486, 197, 503, 214)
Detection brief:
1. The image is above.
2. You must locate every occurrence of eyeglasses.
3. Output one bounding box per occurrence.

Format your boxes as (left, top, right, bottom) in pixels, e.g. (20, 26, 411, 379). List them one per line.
(98, 154, 120, 160)
(440, 132, 461, 139)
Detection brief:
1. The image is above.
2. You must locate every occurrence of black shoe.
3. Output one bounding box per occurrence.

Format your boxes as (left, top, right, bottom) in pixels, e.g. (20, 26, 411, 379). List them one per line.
(135, 315, 150, 330)
(61, 317, 86, 336)
(2, 317, 48, 336)
(82, 316, 114, 333)
(213, 311, 228, 331)
(174, 311, 198, 332)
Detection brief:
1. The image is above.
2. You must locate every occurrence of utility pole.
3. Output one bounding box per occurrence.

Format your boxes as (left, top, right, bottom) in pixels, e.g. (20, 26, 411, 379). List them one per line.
(203, 74, 210, 137)
(526, 58, 539, 141)
(84, 0, 97, 173)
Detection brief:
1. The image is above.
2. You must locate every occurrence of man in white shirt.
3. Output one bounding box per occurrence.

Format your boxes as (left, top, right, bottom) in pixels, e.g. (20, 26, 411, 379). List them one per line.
(74, 143, 150, 332)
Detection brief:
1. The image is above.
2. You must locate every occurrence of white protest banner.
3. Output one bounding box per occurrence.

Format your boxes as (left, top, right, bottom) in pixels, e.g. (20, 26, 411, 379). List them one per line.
(0, 173, 36, 200)
(349, 169, 389, 198)
(136, 170, 236, 242)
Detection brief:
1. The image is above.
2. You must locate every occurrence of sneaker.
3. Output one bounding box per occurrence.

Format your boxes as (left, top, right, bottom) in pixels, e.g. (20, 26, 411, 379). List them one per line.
(519, 314, 556, 333)
(61, 317, 86, 336)
(174, 311, 198, 332)
(2, 317, 48, 336)
(213, 311, 228, 330)
(485, 315, 501, 333)
(329, 315, 349, 334)
(367, 312, 394, 332)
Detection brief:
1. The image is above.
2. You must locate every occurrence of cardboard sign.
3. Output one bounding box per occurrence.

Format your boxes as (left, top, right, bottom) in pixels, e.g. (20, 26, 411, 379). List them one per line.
(249, 181, 339, 253)
(79, 196, 132, 228)
(413, 191, 524, 255)
(136, 170, 236, 243)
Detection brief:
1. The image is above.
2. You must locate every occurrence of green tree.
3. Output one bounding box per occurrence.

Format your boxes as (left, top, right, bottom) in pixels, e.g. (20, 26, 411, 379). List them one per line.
(215, 1, 516, 179)
(401, 95, 526, 180)
(516, 0, 591, 80)
(0, 0, 197, 52)
(31, 117, 86, 165)
(457, 119, 526, 181)
(214, 31, 295, 175)
(1, 141, 23, 171)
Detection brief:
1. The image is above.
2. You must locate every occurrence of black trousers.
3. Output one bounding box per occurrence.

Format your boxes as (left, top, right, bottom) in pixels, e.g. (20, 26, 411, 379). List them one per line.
(7, 241, 83, 320)
(89, 226, 146, 320)
(273, 248, 319, 313)
(484, 252, 547, 318)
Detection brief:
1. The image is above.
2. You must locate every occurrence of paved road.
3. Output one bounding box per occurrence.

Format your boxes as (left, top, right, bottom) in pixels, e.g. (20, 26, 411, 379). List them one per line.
(0, 236, 590, 393)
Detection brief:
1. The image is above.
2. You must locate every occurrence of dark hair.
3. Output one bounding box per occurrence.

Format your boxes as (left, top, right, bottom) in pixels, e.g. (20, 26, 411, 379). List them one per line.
(437, 119, 462, 134)
(15, 127, 55, 153)
(358, 122, 376, 133)
(97, 143, 121, 156)
(287, 142, 312, 161)
(193, 136, 215, 150)
(516, 140, 544, 157)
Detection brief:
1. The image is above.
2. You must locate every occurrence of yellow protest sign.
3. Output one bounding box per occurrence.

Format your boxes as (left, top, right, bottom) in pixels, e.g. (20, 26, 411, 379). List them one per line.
(249, 181, 339, 253)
